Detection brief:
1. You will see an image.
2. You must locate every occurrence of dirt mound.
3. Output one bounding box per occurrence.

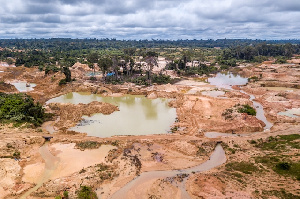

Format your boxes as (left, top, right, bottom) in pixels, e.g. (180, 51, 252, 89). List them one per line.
(0, 82, 18, 92)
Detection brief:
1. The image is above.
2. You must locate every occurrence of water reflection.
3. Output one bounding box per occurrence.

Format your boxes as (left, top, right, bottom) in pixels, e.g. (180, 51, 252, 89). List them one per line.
(208, 72, 248, 89)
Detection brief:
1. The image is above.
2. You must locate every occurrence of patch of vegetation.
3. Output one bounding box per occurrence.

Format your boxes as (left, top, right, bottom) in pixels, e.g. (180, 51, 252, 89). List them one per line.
(110, 140, 119, 146)
(196, 147, 206, 156)
(255, 156, 300, 181)
(252, 134, 300, 151)
(130, 75, 149, 86)
(222, 108, 233, 120)
(0, 93, 47, 126)
(76, 186, 98, 199)
(275, 56, 288, 64)
(275, 162, 300, 180)
(261, 189, 300, 199)
(13, 151, 20, 159)
(63, 191, 69, 199)
(227, 147, 237, 154)
(96, 163, 110, 172)
(151, 74, 172, 84)
(225, 161, 259, 174)
(59, 79, 67, 85)
(237, 104, 256, 116)
(75, 141, 101, 150)
(44, 65, 60, 74)
(170, 125, 178, 133)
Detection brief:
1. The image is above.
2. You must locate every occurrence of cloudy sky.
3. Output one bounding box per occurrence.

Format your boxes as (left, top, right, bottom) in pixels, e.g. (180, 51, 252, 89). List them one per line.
(0, 0, 299, 40)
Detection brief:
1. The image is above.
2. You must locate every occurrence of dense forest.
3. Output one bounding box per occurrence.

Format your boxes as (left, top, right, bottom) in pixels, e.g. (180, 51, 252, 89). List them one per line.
(0, 93, 47, 126)
(1, 38, 300, 85)
(0, 38, 300, 50)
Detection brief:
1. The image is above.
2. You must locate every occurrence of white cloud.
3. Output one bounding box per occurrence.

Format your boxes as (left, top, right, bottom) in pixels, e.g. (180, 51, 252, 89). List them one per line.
(0, 0, 299, 39)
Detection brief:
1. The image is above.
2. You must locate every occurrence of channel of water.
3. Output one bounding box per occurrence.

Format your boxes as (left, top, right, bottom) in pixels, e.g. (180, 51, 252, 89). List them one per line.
(20, 142, 59, 199)
(109, 144, 226, 199)
(204, 72, 273, 138)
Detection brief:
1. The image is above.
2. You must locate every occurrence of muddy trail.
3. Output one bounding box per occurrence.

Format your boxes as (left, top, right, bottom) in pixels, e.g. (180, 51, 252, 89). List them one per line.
(108, 144, 226, 199)
(20, 142, 60, 199)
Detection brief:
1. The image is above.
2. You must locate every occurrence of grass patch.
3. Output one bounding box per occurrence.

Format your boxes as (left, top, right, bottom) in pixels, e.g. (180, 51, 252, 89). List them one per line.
(225, 161, 259, 174)
(252, 134, 300, 152)
(255, 156, 300, 181)
(261, 189, 300, 199)
(75, 141, 101, 150)
(96, 163, 110, 172)
(274, 162, 300, 181)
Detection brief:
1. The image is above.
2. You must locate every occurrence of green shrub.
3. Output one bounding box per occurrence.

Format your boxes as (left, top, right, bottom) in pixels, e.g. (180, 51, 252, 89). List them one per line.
(276, 162, 291, 170)
(152, 74, 171, 84)
(13, 151, 20, 159)
(76, 141, 101, 150)
(63, 191, 69, 198)
(76, 186, 98, 199)
(59, 79, 67, 85)
(238, 104, 256, 116)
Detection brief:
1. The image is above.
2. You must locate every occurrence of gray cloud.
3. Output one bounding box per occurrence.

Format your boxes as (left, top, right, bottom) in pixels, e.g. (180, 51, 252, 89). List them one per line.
(0, 0, 299, 39)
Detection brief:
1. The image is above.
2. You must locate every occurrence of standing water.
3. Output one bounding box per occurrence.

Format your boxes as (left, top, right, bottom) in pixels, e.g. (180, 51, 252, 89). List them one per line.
(207, 72, 273, 131)
(11, 82, 36, 92)
(208, 72, 248, 89)
(47, 92, 177, 137)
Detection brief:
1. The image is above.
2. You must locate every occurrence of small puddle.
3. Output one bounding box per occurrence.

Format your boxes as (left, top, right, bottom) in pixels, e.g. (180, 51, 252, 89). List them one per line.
(47, 92, 177, 137)
(10, 82, 36, 92)
(109, 144, 226, 199)
(208, 72, 248, 89)
(278, 108, 300, 118)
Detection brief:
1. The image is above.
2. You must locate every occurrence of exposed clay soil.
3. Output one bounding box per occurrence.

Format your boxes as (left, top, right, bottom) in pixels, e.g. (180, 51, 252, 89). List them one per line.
(0, 62, 299, 199)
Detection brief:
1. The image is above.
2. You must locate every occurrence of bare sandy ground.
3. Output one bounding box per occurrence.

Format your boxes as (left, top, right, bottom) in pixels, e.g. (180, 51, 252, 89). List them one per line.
(22, 143, 116, 184)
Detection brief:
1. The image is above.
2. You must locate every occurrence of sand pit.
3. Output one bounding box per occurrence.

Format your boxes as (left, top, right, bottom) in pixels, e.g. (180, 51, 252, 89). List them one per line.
(23, 143, 116, 184)
(50, 143, 116, 179)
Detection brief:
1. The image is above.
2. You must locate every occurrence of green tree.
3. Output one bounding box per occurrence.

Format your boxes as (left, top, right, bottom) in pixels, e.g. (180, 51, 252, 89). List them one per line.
(98, 57, 112, 76)
(62, 66, 72, 82)
(87, 52, 99, 75)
